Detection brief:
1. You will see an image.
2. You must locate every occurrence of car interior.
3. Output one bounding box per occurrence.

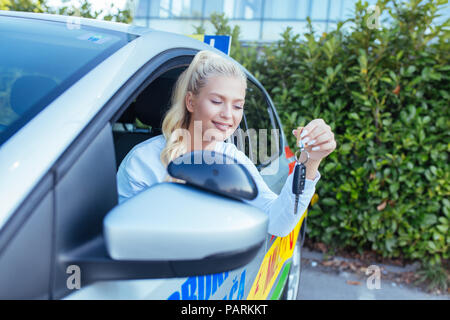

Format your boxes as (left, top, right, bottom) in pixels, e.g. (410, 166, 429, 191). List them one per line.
(112, 67, 182, 170)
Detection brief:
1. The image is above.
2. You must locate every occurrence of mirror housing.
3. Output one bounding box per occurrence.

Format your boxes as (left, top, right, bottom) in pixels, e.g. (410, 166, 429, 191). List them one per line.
(61, 152, 267, 285)
(167, 150, 258, 201)
(104, 182, 267, 261)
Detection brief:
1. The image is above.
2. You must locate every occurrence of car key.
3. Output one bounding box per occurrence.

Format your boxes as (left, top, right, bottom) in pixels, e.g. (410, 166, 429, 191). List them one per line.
(292, 160, 306, 214)
(292, 140, 309, 215)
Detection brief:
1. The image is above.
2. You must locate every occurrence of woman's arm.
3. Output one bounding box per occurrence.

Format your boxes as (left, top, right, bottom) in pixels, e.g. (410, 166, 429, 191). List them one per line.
(304, 157, 321, 180)
(236, 118, 336, 237)
(233, 146, 320, 237)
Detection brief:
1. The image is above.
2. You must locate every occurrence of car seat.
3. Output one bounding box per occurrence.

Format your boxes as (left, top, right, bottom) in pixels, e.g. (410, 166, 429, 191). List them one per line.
(113, 76, 175, 169)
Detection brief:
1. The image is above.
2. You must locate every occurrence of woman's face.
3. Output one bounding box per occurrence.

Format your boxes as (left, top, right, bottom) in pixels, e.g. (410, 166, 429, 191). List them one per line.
(186, 75, 246, 144)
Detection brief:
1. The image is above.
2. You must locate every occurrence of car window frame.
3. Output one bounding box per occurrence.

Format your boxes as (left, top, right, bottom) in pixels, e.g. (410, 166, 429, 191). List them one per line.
(239, 75, 284, 171)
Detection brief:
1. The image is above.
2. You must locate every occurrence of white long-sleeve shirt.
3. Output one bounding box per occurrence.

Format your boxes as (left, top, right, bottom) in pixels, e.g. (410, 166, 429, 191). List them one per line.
(116, 134, 320, 237)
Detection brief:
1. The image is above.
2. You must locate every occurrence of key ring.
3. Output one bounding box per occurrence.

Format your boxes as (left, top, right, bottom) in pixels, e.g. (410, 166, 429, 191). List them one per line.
(295, 137, 309, 164)
(295, 148, 309, 165)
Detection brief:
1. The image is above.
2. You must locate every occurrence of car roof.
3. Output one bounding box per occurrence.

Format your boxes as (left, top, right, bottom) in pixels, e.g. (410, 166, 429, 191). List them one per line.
(0, 10, 151, 36)
(0, 11, 255, 231)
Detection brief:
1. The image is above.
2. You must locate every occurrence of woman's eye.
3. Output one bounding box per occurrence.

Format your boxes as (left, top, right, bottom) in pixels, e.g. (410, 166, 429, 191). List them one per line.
(211, 100, 222, 104)
(234, 105, 243, 110)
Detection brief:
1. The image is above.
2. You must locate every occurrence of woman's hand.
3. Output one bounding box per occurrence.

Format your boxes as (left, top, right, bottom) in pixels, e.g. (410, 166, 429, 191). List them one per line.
(293, 119, 336, 161)
(292, 119, 336, 179)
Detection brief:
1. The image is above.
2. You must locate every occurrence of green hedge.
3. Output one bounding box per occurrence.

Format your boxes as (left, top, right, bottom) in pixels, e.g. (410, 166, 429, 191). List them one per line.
(205, 0, 449, 267)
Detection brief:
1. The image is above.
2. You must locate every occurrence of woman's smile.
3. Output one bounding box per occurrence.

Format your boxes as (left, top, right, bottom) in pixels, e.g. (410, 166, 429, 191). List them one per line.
(212, 120, 232, 132)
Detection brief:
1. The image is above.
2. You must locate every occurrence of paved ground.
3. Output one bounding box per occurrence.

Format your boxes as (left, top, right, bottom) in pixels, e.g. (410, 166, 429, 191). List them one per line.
(297, 248, 449, 300)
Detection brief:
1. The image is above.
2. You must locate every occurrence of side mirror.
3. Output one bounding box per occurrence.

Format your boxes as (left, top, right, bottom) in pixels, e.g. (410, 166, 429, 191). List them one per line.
(167, 150, 258, 201)
(104, 182, 266, 262)
(61, 151, 267, 285)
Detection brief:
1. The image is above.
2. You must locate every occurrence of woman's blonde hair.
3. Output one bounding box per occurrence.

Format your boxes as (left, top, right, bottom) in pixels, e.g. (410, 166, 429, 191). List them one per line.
(160, 50, 247, 182)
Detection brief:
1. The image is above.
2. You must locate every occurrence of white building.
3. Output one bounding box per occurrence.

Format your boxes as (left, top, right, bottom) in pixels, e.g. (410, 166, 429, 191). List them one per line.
(130, 0, 450, 42)
(131, 0, 382, 42)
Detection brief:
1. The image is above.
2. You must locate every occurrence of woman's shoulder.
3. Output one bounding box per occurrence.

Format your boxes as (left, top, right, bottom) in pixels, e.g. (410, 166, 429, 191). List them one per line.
(120, 134, 166, 168)
(116, 134, 166, 196)
(131, 134, 165, 154)
(218, 140, 238, 155)
(219, 140, 249, 163)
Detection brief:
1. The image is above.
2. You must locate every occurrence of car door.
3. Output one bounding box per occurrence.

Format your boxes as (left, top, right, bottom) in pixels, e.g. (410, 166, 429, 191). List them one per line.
(58, 49, 271, 300)
(237, 77, 305, 300)
(0, 35, 267, 299)
(0, 14, 139, 299)
(63, 54, 299, 300)
(0, 174, 53, 299)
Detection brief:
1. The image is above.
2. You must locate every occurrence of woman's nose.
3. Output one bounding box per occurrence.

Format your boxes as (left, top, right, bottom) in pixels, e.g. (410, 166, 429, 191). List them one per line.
(220, 103, 233, 118)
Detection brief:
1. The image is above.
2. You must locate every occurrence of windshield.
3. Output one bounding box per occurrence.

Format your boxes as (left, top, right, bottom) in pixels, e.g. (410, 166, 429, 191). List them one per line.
(0, 15, 139, 146)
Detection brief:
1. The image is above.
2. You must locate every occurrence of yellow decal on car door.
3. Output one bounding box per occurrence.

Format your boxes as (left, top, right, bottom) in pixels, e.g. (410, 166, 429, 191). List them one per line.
(247, 213, 306, 300)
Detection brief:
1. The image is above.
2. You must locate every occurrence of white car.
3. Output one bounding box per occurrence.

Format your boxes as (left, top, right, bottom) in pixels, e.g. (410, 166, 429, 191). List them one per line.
(0, 10, 309, 300)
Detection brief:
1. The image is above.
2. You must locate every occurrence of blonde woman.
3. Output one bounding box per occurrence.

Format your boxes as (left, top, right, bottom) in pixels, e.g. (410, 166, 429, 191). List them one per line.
(116, 50, 336, 237)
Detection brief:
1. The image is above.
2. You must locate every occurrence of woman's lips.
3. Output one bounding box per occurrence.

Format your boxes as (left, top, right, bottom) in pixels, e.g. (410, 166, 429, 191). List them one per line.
(212, 121, 232, 132)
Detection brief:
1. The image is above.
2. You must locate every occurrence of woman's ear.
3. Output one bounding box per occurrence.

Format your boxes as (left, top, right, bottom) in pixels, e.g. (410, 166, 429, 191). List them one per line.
(185, 91, 195, 113)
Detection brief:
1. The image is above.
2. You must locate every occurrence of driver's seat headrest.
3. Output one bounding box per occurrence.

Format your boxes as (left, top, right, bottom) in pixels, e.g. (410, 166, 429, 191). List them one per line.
(134, 77, 175, 129)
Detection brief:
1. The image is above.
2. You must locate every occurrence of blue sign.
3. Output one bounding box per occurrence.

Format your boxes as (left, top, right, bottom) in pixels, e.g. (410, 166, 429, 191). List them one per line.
(188, 34, 232, 56)
(204, 35, 232, 56)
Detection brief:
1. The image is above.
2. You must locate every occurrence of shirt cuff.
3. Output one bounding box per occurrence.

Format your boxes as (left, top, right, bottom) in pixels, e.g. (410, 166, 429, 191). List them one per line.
(305, 170, 321, 190)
